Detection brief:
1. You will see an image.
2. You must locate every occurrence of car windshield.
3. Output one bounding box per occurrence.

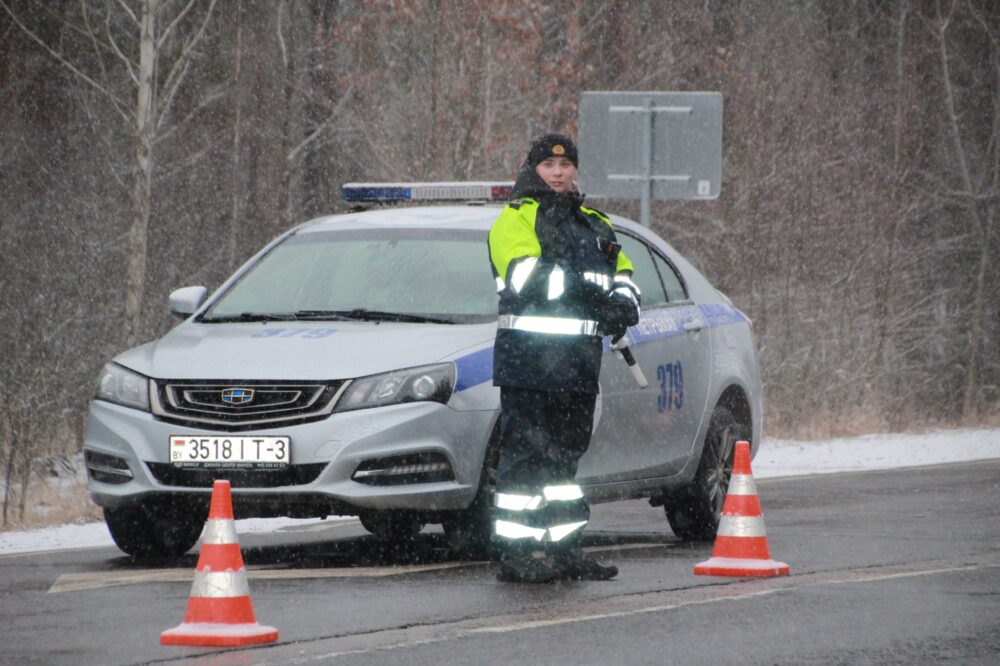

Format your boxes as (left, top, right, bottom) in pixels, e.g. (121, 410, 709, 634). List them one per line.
(201, 227, 497, 324)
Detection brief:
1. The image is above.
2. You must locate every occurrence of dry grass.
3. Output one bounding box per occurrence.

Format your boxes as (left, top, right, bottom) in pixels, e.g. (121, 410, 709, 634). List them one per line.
(1, 477, 101, 531)
(765, 406, 1000, 441)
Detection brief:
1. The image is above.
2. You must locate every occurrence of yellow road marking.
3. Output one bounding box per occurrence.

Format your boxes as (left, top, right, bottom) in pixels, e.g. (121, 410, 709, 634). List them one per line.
(48, 562, 474, 594)
(47, 542, 665, 593)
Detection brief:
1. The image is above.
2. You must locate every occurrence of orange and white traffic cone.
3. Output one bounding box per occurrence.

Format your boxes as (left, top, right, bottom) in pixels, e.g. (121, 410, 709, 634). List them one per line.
(694, 440, 790, 578)
(160, 480, 278, 647)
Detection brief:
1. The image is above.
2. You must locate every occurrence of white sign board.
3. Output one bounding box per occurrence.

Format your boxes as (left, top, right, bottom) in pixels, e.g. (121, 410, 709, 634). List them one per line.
(578, 91, 723, 226)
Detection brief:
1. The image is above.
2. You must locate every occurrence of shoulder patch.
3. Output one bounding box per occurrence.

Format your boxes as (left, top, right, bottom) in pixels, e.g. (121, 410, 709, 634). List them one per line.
(508, 197, 538, 211)
(581, 205, 610, 222)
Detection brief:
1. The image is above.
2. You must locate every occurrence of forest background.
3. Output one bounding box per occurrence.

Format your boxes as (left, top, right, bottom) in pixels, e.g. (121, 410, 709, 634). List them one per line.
(1, 0, 998, 528)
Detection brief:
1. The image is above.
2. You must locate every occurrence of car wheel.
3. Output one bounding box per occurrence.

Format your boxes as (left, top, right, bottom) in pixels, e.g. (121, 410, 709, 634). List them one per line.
(358, 510, 427, 539)
(441, 432, 500, 560)
(104, 501, 205, 559)
(665, 404, 748, 541)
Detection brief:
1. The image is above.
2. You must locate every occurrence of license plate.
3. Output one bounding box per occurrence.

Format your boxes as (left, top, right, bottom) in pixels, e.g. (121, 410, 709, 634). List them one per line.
(169, 435, 290, 469)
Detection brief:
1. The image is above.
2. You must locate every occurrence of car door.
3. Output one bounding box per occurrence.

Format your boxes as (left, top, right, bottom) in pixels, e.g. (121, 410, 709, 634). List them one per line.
(578, 232, 713, 484)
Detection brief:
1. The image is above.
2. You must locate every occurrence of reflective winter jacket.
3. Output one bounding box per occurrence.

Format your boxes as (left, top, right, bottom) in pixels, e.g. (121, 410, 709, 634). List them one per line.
(488, 173, 637, 393)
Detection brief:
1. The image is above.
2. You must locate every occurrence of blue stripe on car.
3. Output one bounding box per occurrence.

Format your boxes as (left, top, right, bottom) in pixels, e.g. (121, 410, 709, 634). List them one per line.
(699, 303, 749, 327)
(453, 304, 748, 392)
(603, 304, 747, 350)
(453, 346, 494, 392)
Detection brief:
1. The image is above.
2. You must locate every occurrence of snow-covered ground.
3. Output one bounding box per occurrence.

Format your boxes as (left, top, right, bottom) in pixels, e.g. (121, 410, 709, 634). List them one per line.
(2, 427, 997, 557)
(754, 427, 999, 478)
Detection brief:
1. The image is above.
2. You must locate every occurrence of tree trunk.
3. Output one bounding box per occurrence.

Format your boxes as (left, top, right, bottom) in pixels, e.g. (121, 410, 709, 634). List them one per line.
(17, 442, 30, 522)
(124, 0, 158, 346)
(935, 0, 991, 420)
(874, 1, 909, 413)
(228, 0, 243, 270)
(2, 438, 14, 527)
(963, 211, 992, 420)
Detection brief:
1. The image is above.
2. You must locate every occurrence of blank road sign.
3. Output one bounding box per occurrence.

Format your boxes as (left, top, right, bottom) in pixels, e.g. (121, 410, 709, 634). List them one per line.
(578, 91, 722, 201)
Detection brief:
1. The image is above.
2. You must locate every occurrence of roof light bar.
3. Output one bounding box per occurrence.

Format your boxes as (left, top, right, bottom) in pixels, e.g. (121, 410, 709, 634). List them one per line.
(341, 182, 514, 203)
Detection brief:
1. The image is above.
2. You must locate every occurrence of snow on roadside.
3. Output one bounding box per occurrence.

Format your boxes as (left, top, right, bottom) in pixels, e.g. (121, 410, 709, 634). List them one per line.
(753, 427, 1000, 478)
(0, 516, 345, 557)
(2, 427, 998, 556)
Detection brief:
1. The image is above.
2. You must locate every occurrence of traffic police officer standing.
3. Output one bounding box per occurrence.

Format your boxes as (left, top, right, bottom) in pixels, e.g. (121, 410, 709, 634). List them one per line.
(488, 133, 641, 583)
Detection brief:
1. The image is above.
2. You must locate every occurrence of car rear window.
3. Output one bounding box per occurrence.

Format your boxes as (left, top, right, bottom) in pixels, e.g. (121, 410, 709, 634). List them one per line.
(204, 229, 498, 323)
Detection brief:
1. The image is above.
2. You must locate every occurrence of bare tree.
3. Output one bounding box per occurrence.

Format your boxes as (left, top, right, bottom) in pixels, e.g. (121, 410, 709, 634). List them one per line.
(3, 0, 1000, 529)
(930, 0, 998, 421)
(1, 0, 220, 345)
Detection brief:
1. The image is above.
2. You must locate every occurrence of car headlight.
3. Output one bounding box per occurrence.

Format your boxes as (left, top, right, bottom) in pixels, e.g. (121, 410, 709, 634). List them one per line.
(334, 363, 455, 412)
(95, 363, 150, 412)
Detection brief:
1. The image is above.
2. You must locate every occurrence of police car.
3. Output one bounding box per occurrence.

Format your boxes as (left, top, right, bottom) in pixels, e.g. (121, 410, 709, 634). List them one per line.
(84, 182, 763, 558)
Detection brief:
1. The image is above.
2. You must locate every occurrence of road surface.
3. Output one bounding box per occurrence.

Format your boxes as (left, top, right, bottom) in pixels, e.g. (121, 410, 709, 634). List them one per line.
(1, 460, 998, 665)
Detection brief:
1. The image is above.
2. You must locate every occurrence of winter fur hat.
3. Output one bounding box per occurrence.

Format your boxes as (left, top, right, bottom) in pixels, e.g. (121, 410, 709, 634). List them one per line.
(526, 133, 579, 167)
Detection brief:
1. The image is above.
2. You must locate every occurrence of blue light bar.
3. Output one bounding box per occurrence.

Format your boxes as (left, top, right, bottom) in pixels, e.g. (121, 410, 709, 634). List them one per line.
(342, 182, 514, 203)
(341, 185, 412, 202)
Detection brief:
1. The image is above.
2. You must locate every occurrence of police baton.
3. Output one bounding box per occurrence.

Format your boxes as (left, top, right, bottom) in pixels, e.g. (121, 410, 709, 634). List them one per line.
(611, 335, 648, 389)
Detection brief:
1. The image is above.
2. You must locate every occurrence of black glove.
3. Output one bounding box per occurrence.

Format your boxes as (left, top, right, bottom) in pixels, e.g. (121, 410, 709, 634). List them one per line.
(603, 292, 640, 339)
(577, 277, 610, 309)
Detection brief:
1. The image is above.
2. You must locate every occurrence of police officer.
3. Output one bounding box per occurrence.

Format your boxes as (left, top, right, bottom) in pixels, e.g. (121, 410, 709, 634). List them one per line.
(488, 133, 641, 583)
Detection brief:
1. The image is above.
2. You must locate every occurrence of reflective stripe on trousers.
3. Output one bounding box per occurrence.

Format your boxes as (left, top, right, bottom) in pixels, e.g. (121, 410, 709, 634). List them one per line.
(494, 519, 587, 543)
(493, 485, 588, 543)
(494, 485, 585, 511)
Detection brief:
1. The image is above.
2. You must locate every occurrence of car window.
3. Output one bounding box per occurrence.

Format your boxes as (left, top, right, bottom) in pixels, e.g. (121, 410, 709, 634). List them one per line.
(205, 229, 498, 321)
(654, 253, 688, 301)
(617, 233, 667, 307)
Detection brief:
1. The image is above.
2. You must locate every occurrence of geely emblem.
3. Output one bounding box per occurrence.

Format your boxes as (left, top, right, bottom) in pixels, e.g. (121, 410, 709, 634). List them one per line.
(221, 387, 254, 405)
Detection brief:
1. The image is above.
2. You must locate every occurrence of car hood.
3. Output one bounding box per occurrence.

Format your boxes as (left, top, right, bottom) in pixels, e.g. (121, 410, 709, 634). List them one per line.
(115, 320, 496, 380)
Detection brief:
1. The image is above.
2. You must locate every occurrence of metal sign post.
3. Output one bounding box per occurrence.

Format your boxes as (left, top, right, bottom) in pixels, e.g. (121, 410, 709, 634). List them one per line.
(578, 92, 723, 227)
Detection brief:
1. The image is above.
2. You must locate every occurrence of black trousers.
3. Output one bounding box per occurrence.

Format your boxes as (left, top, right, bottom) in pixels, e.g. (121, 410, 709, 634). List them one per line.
(492, 386, 597, 553)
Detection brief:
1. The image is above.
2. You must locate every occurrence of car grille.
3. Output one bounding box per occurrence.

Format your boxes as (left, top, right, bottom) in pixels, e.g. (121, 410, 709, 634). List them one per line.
(146, 462, 328, 488)
(151, 379, 348, 430)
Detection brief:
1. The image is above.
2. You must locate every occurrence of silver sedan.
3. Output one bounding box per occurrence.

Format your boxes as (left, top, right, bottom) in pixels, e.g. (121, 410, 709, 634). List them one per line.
(84, 186, 762, 558)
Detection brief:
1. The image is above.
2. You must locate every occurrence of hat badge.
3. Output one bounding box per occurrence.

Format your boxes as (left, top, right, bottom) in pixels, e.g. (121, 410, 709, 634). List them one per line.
(552, 144, 566, 155)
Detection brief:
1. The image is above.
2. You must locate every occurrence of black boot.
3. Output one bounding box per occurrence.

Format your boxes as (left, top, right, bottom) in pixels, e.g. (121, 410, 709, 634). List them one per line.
(552, 548, 618, 581)
(497, 553, 560, 584)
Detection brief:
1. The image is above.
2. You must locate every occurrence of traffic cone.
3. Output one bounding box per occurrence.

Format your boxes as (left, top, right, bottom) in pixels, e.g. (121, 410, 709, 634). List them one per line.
(694, 441, 790, 577)
(160, 480, 278, 647)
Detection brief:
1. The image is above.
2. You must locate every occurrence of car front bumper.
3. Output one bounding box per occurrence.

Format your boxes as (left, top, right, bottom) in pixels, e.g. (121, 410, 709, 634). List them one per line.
(84, 399, 497, 518)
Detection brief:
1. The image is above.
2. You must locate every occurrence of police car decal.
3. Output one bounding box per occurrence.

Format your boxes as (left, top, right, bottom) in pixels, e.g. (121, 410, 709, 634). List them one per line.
(451, 303, 747, 393)
(657, 361, 684, 412)
(602, 303, 747, 351)
(249, 327, 337, 338)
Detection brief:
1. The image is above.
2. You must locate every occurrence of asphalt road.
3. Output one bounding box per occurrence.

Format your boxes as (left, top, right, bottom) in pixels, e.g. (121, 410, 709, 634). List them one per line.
(1, 460, 998, 665)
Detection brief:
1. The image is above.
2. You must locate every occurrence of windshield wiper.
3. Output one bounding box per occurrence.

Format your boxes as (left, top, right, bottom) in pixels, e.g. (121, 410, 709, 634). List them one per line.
(296, 308, 455, 324)
(359, 309, 455, 324)
(201, 309, 455, 324)
(290, 310, 362, 321)
(199, 312, 298, 323)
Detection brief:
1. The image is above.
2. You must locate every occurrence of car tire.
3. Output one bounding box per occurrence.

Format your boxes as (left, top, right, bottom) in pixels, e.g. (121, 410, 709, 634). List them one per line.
(441, 431, 500, 560)
(664, 404, 748, 541)
(358, 510, 426, 539)
(103, 501, 204, 559)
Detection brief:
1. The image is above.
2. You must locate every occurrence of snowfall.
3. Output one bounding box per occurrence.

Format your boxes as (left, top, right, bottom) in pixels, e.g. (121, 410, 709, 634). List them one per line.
(2, 427, 998, 556)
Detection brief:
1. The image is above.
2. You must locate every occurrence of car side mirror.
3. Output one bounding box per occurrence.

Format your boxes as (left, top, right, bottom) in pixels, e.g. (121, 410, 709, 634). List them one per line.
(169, 286, 208, 319)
